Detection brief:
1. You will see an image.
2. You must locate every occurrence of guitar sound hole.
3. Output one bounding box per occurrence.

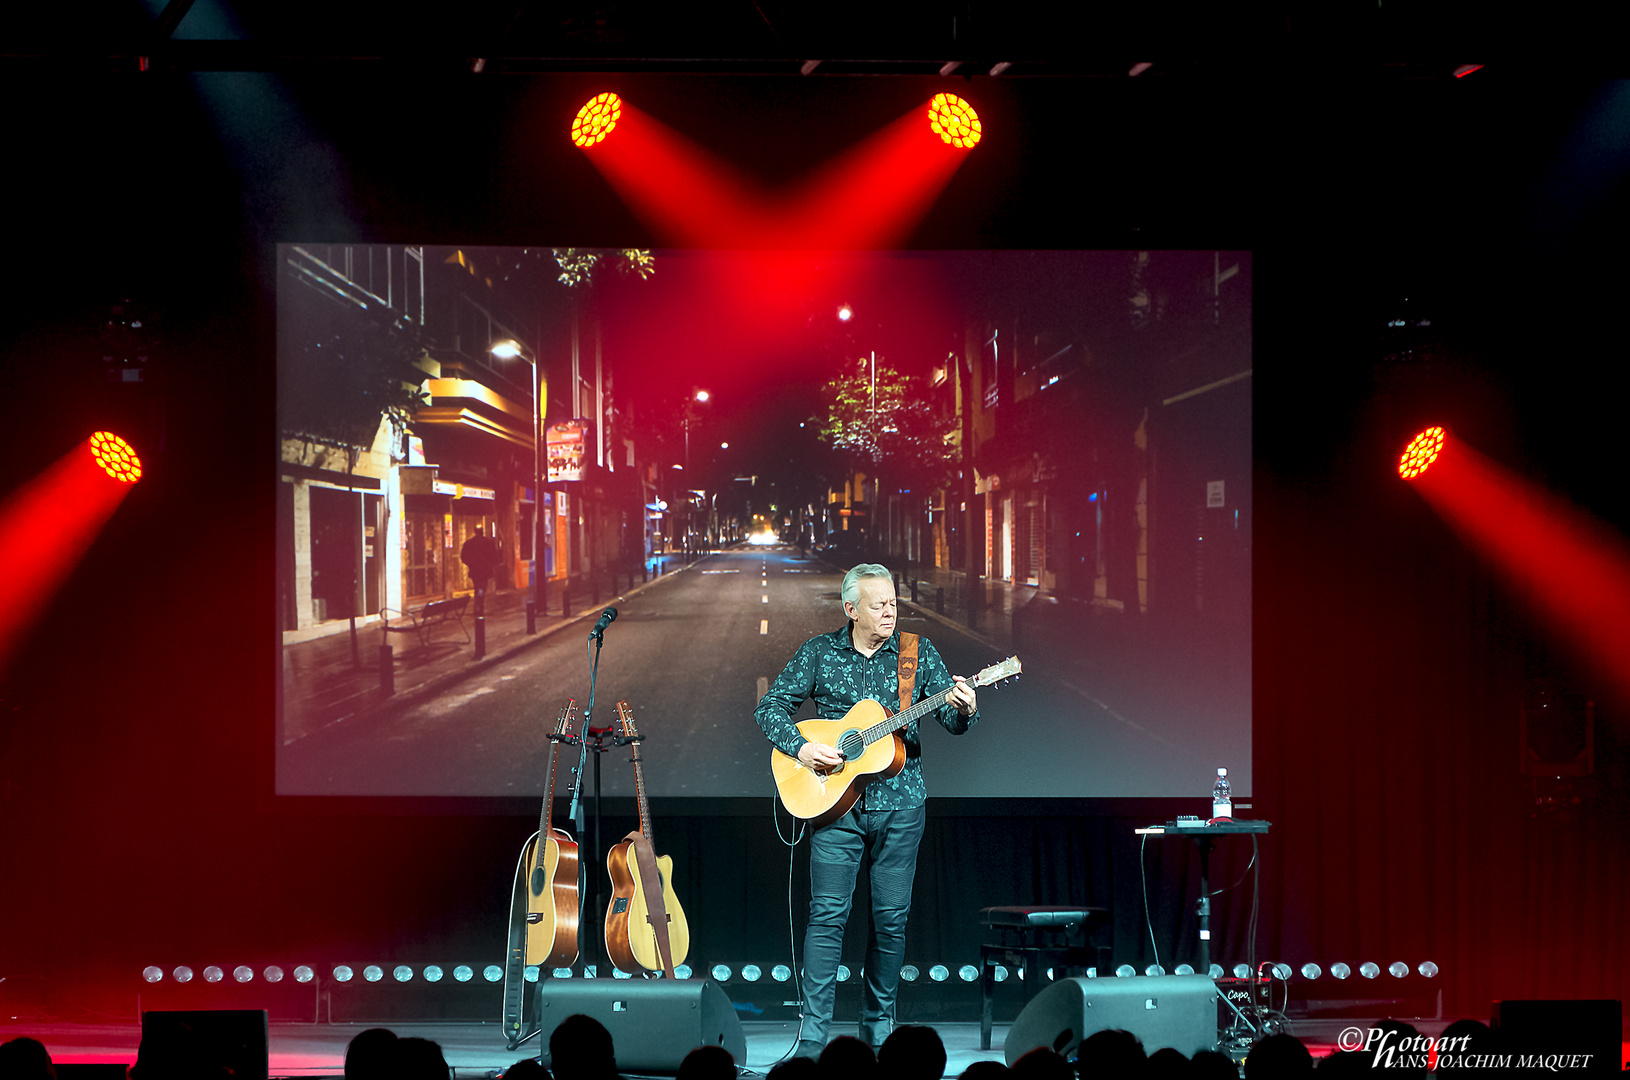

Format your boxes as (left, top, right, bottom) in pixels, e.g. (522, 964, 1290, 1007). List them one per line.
(838, 731, 865, 760)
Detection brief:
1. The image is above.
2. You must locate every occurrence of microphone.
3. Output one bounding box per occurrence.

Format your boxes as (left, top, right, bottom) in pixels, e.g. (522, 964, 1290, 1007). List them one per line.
(589, 607, 618, 638)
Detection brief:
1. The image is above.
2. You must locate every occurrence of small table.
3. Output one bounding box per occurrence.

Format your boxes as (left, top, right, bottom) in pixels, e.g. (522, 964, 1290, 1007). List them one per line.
(977, 905, 1111, 1051)
(1134, 820, 1271, 976)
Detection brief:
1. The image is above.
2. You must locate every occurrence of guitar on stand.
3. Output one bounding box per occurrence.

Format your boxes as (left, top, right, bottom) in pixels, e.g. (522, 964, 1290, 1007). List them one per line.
(604, 700, 689, 977)
(503, 700, 581, 1048)
(771, 655, 1022, 826)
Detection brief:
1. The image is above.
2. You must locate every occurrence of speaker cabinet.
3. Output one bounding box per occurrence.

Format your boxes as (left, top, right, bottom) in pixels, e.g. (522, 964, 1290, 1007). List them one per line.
(1005, 975, 1218, 1065)
(1494, 999, 1622, 1073)
(136, 1009, 269, 1080)
(535, 979, 746, 1075)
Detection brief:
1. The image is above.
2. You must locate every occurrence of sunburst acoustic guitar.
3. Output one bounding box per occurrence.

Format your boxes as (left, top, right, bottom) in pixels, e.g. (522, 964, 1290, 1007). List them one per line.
(604, 701, 690, 977)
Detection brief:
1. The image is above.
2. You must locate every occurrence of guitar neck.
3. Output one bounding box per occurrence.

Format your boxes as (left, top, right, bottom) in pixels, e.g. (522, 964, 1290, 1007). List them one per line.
(858, 683, 957, 749)
(618, 701, 654, 849)
(539, 700, 576, 839)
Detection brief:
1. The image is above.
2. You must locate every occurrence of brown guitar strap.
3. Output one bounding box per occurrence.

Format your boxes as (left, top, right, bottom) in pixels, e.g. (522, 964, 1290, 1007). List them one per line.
(898, 632, 920, 712)
(624, 830, 677, 979)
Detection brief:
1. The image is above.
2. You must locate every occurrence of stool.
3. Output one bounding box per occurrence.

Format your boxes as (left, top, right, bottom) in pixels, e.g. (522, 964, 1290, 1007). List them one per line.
(978, 905, 1111, 1051)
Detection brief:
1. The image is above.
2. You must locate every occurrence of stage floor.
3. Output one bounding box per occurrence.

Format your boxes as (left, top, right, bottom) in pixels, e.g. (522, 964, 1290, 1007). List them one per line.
(0, 1018, 1014, 1078)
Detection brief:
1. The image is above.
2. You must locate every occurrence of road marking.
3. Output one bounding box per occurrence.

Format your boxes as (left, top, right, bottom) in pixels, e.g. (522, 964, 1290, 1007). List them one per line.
(756, 675, 768, 701)
(702, 570, 739, 574)
(760, 619, 769, 635)
(762, 594, 769, 603)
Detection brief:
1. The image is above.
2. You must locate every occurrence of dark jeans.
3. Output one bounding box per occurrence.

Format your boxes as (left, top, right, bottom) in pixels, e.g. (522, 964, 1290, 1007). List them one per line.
(800, 804, 926, 1047)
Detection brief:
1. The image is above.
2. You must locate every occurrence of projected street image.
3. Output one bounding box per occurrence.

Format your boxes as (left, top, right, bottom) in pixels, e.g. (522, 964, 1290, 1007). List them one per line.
(275, 248, 1251, 800)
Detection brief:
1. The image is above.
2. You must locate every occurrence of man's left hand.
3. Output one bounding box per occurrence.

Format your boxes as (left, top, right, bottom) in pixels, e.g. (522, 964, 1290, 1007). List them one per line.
(949, 675, 977, 716)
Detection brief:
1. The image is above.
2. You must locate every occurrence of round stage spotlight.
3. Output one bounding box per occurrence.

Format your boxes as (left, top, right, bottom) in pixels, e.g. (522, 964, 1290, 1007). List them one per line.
(1388, 962, 1409, 978)
(1115, 964, 1136, 978)
(293, 966, 315, 984)
(1330, 963, 1351, 980)
(1359, 962, 1381, 979)
(264, 966, 284, 983)
(929, 965, 950, 982)
(1419, 961, 1439, 978)
(992, 965, 1009, 983)
(424, 965, 444, 983)
(958, 965, 979, 982)
(90, 431, 142, 483)
(674, 965, 693, 980)
(203, 966, 224, 983)
(1174, 964, 1195, 977)
(1232, 964, 1251, 979)
(333, 965, 355, 983)
(142, 966, 163, 983)
(900, 965, 920, 982)
(1145, 964, 1166, 977)
(363, 965, 384, 983)
(612, 968, 633, 980)
(772, 965, 792, 983)
(836, 965, 852, 982)
(741, 965, 762, 982)
(1300, 963, 1322, 980)
(524, 966, 540, 983)
(173, 966, 194, 983)
(572, 92, 623, 148)
(453, 965, 474, 983)
(711, 965, 732, 982)
(482, 965, 503, 983)
(393, 965, 413, 982)
(1399, 426, 1447, 480)
(232, 966, 254, 983)
(928, 93, 983, 149)
(552, 968, 574, 979)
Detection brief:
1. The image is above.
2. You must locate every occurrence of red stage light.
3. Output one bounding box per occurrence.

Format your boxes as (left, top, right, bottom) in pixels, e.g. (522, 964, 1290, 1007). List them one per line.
(1398, 426, 1446, 480)
(89, 431, 142, 483)
(927, 93, 982, 149)
(571, 93, 623, 148)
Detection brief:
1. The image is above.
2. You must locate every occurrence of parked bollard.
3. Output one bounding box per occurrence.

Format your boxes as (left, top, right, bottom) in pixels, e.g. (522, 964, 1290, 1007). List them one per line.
(525, 598, 536, 635)
(562, 579, 572, 618)
(936, 587, 945, 615)
(911, 578, 919, 603)
(474, 614, 486, 660)
(380, 643, 394, 696)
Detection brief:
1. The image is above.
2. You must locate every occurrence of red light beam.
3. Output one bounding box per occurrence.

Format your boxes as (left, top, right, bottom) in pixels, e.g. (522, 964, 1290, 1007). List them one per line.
(0, 435, 141, 673)
(1409, 437, 1630, 707)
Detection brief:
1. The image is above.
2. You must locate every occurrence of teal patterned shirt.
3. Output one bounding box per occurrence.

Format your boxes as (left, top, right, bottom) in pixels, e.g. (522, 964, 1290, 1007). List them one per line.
(755, 624, 977, 811)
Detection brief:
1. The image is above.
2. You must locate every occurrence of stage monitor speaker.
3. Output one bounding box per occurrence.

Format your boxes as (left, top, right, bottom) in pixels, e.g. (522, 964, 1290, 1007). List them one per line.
(1005, 975, 1218, 1065)
(535, 979, 746, 1075)
(1493, 999, 1622, 1073)
(137, 1009, 269, 1080)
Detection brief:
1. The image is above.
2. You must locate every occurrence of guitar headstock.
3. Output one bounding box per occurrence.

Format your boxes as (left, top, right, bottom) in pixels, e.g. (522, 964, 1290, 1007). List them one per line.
(972, 655, 1022, 688)
(615, 700, 642, 755)
(552, 699, 579, 740)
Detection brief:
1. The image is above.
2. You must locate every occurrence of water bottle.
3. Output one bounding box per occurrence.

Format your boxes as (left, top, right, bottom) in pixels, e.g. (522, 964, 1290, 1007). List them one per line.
(1211, 767, 1232, 821)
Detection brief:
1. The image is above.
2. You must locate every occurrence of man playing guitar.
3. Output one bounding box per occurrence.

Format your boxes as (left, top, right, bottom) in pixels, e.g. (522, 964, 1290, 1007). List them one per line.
(754, 562, 978, 1058)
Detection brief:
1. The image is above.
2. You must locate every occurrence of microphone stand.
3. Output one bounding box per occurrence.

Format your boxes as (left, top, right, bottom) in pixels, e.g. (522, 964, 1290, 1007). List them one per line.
(571, 623, 614, 976)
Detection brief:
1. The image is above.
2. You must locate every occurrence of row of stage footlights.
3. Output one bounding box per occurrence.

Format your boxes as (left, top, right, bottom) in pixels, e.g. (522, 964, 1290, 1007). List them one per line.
(140, 960, 1439, 987)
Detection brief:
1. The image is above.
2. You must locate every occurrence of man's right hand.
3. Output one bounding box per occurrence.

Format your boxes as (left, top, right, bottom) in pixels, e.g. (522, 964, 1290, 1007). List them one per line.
(797, 741, 845, 769)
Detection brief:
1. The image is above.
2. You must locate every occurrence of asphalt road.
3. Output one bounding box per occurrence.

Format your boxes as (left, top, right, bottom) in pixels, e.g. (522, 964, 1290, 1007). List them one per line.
(278, 545, 1247, 799)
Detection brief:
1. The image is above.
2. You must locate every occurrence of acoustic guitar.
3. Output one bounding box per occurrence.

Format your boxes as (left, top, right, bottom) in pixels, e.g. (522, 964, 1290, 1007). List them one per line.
(522, 700, 581, 968)
(604, 701, 690, 976)
(771, 655, 1022, 825)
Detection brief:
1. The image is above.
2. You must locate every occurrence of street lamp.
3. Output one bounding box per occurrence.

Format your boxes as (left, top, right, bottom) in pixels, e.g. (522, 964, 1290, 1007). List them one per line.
(491, 337, 545, 628)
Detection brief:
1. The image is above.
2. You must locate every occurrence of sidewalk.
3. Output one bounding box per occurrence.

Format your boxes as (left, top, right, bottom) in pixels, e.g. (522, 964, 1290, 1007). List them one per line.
(277, 554, 704, 745)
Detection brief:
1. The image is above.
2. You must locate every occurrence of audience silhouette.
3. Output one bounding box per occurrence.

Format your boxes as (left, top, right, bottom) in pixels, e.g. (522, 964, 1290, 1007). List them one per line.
(0, 1037, 56, 1080)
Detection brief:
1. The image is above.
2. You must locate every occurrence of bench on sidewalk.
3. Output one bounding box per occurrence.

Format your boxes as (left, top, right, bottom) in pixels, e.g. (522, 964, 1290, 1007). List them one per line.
(380, 596, 472, 648)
